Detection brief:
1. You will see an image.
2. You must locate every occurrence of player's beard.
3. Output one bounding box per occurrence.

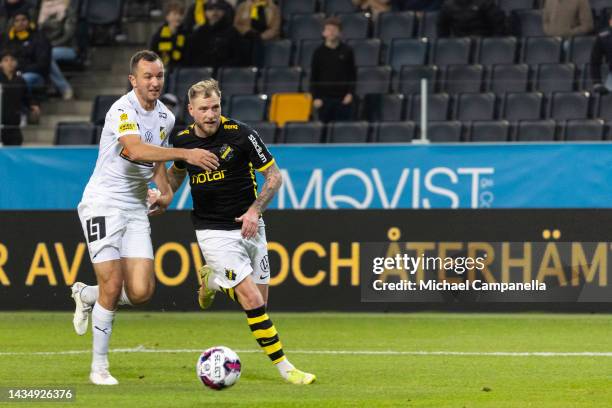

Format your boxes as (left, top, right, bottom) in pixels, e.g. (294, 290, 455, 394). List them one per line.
(195, 119, 220, 137)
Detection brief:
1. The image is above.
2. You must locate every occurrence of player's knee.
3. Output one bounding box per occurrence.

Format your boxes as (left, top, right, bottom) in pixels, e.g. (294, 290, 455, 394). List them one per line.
(127, 285, 154, 305)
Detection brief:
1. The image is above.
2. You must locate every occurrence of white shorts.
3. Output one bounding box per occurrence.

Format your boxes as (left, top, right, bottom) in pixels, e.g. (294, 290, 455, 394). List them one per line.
(77, 201, 153, 263)
(195, 220, 270, 289)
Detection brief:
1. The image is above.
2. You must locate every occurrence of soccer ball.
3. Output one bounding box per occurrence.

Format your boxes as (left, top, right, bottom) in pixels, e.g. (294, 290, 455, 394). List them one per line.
(196, 346, 242, 390)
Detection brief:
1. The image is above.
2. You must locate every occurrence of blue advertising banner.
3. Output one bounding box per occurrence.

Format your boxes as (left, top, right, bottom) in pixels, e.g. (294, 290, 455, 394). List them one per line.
(0, 143, 611, 209)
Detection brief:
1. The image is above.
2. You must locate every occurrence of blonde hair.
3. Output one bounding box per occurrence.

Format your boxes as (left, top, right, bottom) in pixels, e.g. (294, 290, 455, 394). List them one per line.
(188, 79, 222, 101)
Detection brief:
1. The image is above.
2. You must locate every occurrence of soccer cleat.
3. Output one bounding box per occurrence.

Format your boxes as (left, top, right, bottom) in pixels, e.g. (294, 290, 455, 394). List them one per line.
(198, 265, 216, 310)
(89, 368, 119, 385)
(71, 282, 91, 336)
(285, 368, 316, 385)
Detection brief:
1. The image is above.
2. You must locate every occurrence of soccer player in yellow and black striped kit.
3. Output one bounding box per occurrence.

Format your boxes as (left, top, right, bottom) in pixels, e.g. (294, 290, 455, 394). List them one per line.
(166, 79, 315, 385)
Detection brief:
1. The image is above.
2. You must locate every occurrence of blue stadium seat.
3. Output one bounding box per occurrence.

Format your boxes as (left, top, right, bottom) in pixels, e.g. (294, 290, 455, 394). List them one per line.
(468, 120, 510, 142)
(597, 93, 612, 120)
(431, 38, 472, 66)
(422, 121, 462, 142)
(338, 12, 370, 40)
(521, 36, 563, 64)
(548, 91, 590, 120)
(228, 94, 268, 122)
(418, 11, 438, 38)
(564, 119, 605, 141)
(250, 121, 278, 145)
(376, 11, 417, 46)
(443, 64, 484, 94)
(361, 93, 406, 122)
(488, 64, 529, 93)
(477, 37, 518, 65)
(296, 39, 320, 69)
(534, 63, 576, 93)
(497, 0, 535, 14)
(85, 0, 123, 25)
(169, 67, 214, 101)
(262, 67, 303, 94)
(409, 93, 450, 121)
(289, 13, 325, 42)
(347, 38, 381, 67)
(355, 66, 392, 96)
(327, 121, 370, 143)
(515, 120, 557, 141)
(263, 40, 292, 67)
(282, 121, 324, 143)
(501, 92, 544, 121)
(512, 9, 545, 36)
(280, 0, 317, 20)
(567, 36, 596, 66)
(55, 122, 96, 145)
(387, 38, 428, 71)
(397, 65, 438, 94)
(322, 0, 357, 14)
(375, 121, 415, 143)
(218, 67, 258, 98)
(91, 95, 120, 125)
(454, 92, 496, 121)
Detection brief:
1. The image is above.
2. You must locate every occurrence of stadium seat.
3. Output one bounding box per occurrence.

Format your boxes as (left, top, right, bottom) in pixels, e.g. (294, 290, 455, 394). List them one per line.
(431, 38, 472, 66)
(85, 0, 123, 25)
(322, 0, 356, 15)
(361, 93, 405, 122)
(218, 67, 258, 97)
(94, 125, 103, 144)
(296, 39, 320, 69)
(282, 121, 324, 143)
(422, 121, 462, 142)
(581, 63, 609, 91)
(501, 92, 544, 121)
(454, 92, 496, 121)
(515, 120, 557, 141)
(477, 37, 518, 65)
(512, 9, 545, 36)
(497, 0, 535, 14)
(468, 120, 510, 142)
(347, 38, 381, 67)
(91, 95, 120, 125)
(55, 122, 96, 145)
(409, 93, 450, 121)
(567, 36, 596, 66)
(397, 65, 438, 94)
(534, 63, 576, 93)
(338, 13, 370, 40)
(443, 65, 484, 94)
(289, 13, 325, 42)
(376, 12, 417, 46)
(263, 40, 292, 67)
(590, 0, 612, 16)
(387, 38, 428, 72)
(169, 67, 214, 101)
(228, 94, 268, 122)
(262, 67, 302, 94)
(564, 119, 605, 141)
(548, 91, 590, 120)
(597, 93, 612, 120)
(355, 66, 392, 96)
(375, 121, 415, 143)
(280, 0, 316, 20)
(268, 93, 313, 126)
(327, 121, 370, 143)
(418, 11, 438, 38)
(250, 121, 278, 145)
(488, 64, 529, 93)
(522, 36, 563, 64)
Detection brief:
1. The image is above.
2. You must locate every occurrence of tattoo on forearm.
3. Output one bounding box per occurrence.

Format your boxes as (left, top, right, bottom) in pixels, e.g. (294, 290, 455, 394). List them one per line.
(252, 166, 282, 213)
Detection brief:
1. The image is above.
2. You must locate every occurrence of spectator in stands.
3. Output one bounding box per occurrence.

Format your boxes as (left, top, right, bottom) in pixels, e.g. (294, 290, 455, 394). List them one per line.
(590, 14, 612, 94)
(437, 0, 506, 37)
(0, 50, 40, 146)
(185, 0, 243, 69)
(183, 0, 235, 32)
(38, 0, 77, 100)
(542, 0, 593, 37)
(2, 11, 52, 92)
(150, 1, 188, 72)
(310, 17, 356, 124)
(234, 0, 281, 66)
(352, 0, 390, 20)
(0, 0, 36, 34)
(392, 0, 443, 12)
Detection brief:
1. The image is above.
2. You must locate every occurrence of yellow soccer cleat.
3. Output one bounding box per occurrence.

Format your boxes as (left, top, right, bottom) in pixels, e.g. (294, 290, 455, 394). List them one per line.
(285, 368, 316, 385)
(198, 265, 216, 310)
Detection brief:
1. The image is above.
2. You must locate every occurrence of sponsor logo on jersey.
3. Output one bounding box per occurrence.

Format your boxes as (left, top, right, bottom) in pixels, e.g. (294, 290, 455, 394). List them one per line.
(191, 170, 227, 184)
(160, 126, 167, 141)
(159, 111, 167, 119)
(248, 134, 267, 164)
(260, 255, 269, 273)
(119, 113, 128, 121)
(220, 144, 234, 161)
(225, 268, 236, 281)
(119, 122, 137, 133)
(224, 124, 238, 130)
(144, 130, 153, 143)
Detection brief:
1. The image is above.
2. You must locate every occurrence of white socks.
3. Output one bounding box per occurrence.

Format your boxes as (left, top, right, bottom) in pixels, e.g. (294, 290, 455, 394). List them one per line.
(275, 358, 296, 379)
(118, 286, 132, 306)
(91, 302, 115, 371)
(81, 285, 132, 307)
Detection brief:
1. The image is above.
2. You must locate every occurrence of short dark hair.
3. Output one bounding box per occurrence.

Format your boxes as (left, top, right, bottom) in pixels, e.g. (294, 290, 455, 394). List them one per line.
(324, 16, 342, 30)
(129, 50, 162, 75)
(164, 0, 185, 16)
(0, 49, 16, 60)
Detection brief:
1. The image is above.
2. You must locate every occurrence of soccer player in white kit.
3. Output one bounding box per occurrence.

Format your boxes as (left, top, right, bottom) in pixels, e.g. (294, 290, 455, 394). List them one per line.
(70, 50, 219, 385)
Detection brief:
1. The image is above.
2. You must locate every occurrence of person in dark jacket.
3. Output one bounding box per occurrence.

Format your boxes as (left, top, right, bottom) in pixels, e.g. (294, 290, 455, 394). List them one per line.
(591, 14, 612, 94)
(310, 17, 356, 124)
(184, 0, 242, 69)
(2, 10, 52, 92)
(437, 0, 506, 37)
(149, 0, 188, 72)
(0, 50, 40, 145)
(183, 0, 234, 33)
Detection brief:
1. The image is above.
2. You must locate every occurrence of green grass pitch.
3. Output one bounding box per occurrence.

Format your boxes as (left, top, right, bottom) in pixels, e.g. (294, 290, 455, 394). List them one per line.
(1, 312, 611, 407)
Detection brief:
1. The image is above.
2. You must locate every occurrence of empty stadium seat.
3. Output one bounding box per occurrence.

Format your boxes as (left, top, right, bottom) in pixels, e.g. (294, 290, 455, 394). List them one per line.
(289, 13, 324, 42)
(548, 91, 590, 120)
(263, 40, 292, 67)
(501, 92, 544, 121)
(431, 38, 472, 66)
(409, 93, 450, 121)
(454, 92, 496, 121)
(169, 67, 214, 101)
(477, 37, 518, 65)
(347, 38, 381, 67)
(250, 121, 278, 145)
(361, 93, 405, 122)
(488, 64, 529, 93)
(469, 120, 510, 142)
(338, 12, 370, 40)
(567, 36, 596, 65)
(376, 12, 417, 46)
(534, 63, 576, 93)
(218, 67, 258, 97)
(282, 121, 324, 143)
(91, 95, 120, 125)
(322, 0, 356, 14)
(387, 38, 428, 71)
(85, 0, 123, 25)
(262, 67, 302, 94)
(327, 121, 370, 143)
(497, 0, 535, 14)
(280, 0, 317, 19)
(597, 93, 612, 120)
(375, 121, 415, 143)
(397, 65, 438, 94)
(512, 9, 545, 36)
(55, 122, 96, 145)
(564, 119, 605, 141)
(522, 36, 562, 64)
(269, 93, 313, 126)
(422, 121, 462, 142)
(296, 39, 320, 69)
(228, 94, 268, 122)
(515, 120, 557, 141)
(355, 66, 392, 96)
(418, 11, 438, 38)
(581, 63, 609, 90)
(443, 65, 484, 94)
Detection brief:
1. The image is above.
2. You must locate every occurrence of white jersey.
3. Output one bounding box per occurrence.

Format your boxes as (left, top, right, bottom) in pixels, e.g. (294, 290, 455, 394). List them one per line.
(81, 90, 175, 210)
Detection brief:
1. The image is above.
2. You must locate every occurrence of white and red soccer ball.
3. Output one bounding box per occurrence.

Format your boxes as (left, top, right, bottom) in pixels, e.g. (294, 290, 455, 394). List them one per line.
(196, 346, 241, 390)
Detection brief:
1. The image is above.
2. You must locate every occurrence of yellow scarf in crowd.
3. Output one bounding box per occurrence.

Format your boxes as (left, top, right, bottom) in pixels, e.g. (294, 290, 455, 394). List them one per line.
(158, 25, 185, 63)
(250, 0, 267, 20)
(9, 27, 30, 41)
(195, 0, 206, 26)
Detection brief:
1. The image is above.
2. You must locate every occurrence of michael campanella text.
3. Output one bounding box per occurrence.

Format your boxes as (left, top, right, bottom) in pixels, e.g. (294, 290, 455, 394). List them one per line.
(372, 280, 547, 292)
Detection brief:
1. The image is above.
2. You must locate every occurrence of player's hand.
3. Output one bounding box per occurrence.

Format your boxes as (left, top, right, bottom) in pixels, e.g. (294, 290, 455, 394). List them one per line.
(313, 99, 323, 109)
(147, 188, 172, 216)
(235, 207, 260, 239)
(185, 148, 219, 171)
(342, 93, 353, 105)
